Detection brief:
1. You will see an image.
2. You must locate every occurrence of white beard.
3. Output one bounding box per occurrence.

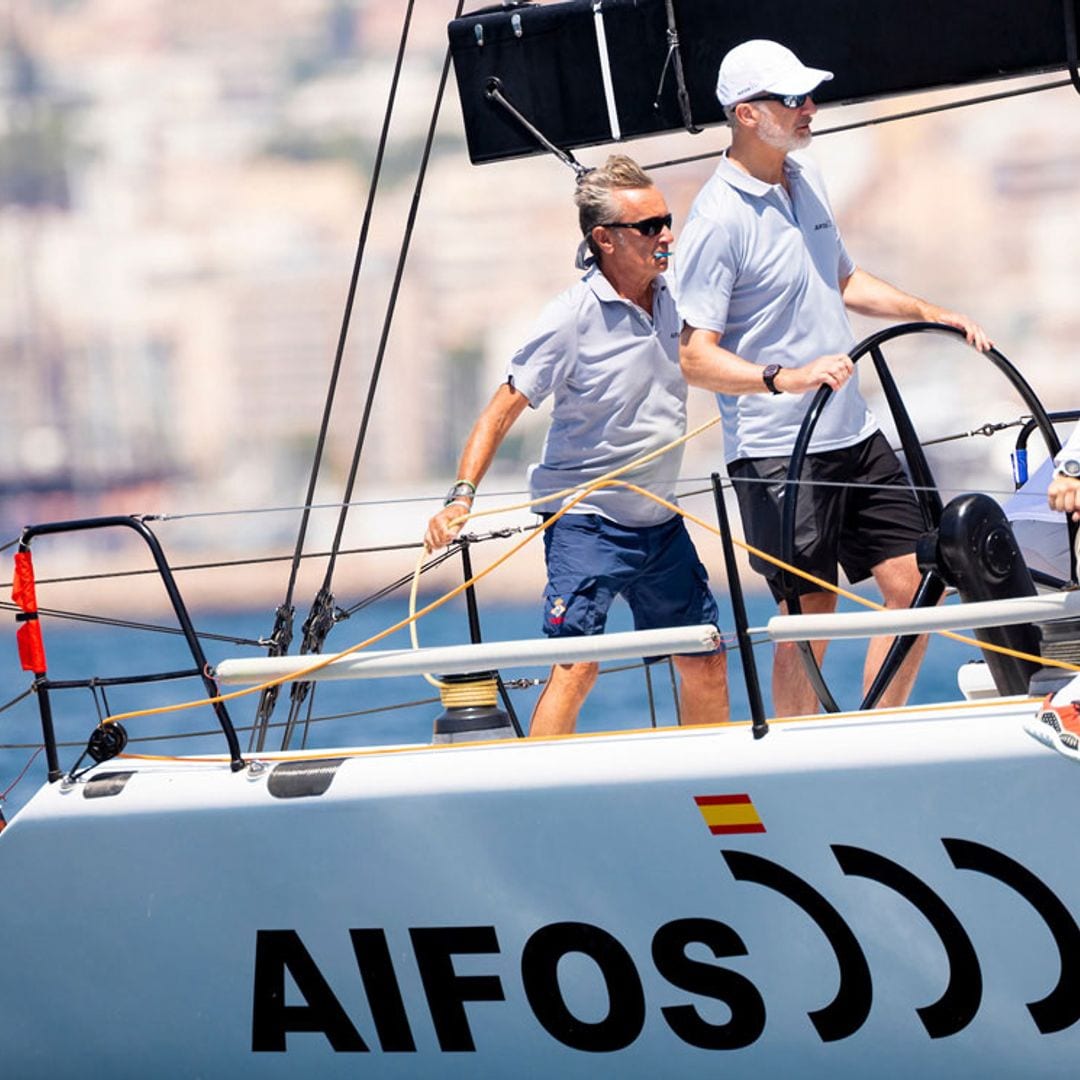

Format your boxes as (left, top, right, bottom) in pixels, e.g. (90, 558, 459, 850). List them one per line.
(756, 107, 812, 153)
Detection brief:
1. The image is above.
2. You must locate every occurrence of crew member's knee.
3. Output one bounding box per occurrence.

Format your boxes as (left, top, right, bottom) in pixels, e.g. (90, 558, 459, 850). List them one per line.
(551, 660, 600, 693)
(673, 651, 728, 686)
(779, 590, 837, 616)
(872, 551, 921, 605)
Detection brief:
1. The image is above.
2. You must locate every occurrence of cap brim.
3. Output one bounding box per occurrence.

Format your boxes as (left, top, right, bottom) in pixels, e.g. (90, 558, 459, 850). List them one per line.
(768, 67, 834, 96)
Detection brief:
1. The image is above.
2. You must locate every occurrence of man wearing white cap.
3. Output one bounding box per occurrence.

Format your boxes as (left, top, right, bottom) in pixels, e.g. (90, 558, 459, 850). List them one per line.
(677, 39, 991, 717)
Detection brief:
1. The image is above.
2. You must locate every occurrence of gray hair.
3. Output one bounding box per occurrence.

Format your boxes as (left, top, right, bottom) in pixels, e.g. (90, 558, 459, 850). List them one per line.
(574, 155, 654, 260)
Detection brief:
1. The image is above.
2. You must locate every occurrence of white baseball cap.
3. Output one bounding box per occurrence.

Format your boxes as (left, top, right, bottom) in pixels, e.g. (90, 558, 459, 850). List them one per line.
(715, 39, 833, 108)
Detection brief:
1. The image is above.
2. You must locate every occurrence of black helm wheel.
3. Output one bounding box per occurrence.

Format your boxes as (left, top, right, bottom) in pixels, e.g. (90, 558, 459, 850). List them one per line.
(779, 322, 1061, 712)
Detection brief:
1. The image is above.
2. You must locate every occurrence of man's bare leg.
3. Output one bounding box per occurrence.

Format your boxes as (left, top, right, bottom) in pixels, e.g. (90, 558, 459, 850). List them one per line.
(672, 652, 730, 725)
(865, 552, 926, 708)
(773, 590, 836, 717)
(529, 661, 599, 736)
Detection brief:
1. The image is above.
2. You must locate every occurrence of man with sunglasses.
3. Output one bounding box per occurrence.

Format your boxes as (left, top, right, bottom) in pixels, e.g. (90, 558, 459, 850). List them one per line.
(426, 155, 728, 737)
(677, 39, 991, 717)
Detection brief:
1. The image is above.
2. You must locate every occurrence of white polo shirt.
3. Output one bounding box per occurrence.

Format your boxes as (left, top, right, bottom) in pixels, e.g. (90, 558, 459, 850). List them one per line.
(676, 152, 876, 462)
(507, 266, 686, 527)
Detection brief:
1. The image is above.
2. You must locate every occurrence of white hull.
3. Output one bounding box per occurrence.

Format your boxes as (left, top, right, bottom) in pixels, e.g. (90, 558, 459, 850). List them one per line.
(2, 697, 1077, 1076)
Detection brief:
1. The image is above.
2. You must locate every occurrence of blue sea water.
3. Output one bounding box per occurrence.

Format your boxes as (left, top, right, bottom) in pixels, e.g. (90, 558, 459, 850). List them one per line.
(0, 591, 977, 822)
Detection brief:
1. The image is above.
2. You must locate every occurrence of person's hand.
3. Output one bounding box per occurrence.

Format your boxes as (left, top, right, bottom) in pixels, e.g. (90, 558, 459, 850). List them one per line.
(1048, 474, 1080, 523)
(779, 353, 854, 394)
(424, 500, 473, 552)
(919, 303, 992, 352)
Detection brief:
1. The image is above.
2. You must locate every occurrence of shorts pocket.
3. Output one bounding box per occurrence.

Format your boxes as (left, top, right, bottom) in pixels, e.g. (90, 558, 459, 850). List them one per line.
(542, 576, 605, 637)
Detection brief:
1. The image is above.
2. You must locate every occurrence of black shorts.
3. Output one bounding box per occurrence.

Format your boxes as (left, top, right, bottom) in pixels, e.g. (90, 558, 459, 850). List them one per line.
(728, 431, 929, 602)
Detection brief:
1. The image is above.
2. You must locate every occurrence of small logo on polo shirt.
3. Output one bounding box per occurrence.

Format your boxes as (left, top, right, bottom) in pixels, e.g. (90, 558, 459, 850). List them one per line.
(814, 221, 832, 231)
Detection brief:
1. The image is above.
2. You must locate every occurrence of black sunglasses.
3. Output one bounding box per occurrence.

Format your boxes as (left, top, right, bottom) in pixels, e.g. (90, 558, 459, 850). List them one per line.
(746, 92, 810, 109)
(601, 213, 673, 237)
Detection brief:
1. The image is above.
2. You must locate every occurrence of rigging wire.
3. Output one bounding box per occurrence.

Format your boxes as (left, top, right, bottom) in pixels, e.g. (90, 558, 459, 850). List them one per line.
(0, 602, 264, 646)
(0, 526, 515, 648)
(248, 0, 420, 752)
(315, 6, 466, 591)
(12, 402, 1051, 539)
(276, 0, 417, 618)
(0, 464, 1036, 602)
(46, 471, 1075, 744)
(0, 535, 469, 592)
(643, 77, 1074, 173)
(279, 1, 467, 752)
(3, 465, 1064, 772)
(0, 399, 1050, 630)
(0, 687, 35, 716)
(0, 746, 43, 804)
(0, 662, 673, 756)
(0, 446, 1045, 651)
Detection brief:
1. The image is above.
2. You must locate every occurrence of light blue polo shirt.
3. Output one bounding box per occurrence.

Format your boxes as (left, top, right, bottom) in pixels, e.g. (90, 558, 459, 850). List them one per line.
(676, 152, 876, 462)
(507, 266, 686, 527)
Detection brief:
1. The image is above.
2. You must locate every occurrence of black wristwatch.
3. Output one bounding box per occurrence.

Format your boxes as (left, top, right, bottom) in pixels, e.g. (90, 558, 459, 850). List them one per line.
(762, 363, 783, 395)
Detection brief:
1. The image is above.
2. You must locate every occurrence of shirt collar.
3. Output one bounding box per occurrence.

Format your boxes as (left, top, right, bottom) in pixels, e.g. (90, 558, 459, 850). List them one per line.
(584, 265, 667, 306)
(714, 150, 804, 197)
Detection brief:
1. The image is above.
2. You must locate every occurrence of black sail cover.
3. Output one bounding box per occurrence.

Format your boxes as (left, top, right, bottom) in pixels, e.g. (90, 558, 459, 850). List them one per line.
(450, 0, 1072, 164)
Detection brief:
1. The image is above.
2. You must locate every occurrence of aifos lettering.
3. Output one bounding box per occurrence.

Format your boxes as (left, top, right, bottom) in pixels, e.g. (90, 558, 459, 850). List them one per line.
(252, 918, 764, 1054)
(251, 839, 1080, 1055)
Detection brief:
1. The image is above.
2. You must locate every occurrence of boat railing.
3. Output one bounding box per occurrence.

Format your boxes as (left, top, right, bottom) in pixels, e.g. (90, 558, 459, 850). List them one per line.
(6, 511, 724, 785)
(15, 516, 246, 778)
(6, 379, 1080, 787)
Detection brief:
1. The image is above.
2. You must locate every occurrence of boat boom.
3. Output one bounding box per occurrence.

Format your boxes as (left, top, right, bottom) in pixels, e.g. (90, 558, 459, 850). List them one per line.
(213, 624, 721, 684)
(766, 590, 1080, 642)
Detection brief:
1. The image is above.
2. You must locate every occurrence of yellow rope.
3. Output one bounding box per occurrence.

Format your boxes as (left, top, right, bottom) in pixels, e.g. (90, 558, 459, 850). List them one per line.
(101, 483, 607, 726)
(623, 485, 1080, 674)
(438, 678, 499, 708)
(459, 412, 723, 524)
(434, 476, 1080, 674)
(114, 688, 1041, 767)
(93, 410, 1078, 732)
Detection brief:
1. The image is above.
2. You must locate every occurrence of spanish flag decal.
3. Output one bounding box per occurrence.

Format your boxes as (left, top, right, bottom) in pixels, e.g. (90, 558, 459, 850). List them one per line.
(694, 794, 765, 835)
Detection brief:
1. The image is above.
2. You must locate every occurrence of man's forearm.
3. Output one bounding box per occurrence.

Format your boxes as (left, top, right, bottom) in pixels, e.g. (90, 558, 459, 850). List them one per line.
(680, 326, 854, 396)
(840, 268, 992, 351)
(839, 267, 927, 320)
(453, 382, 530, 487)
(679, 330, 775, 394)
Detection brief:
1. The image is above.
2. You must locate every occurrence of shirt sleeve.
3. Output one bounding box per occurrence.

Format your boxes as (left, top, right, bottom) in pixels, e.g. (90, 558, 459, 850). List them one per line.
(835, 223, 856, 281)
(1061, 422, 1080, 456)
(505, 292, 578, 408)
(672, 214, 737, 335)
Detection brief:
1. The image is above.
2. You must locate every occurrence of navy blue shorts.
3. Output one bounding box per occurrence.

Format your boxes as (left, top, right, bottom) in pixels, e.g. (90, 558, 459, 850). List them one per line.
(540, 513, 721, 648)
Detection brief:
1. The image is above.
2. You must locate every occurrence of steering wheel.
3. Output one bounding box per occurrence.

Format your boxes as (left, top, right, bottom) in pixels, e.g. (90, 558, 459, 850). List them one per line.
(779, 322, 1063, 712)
